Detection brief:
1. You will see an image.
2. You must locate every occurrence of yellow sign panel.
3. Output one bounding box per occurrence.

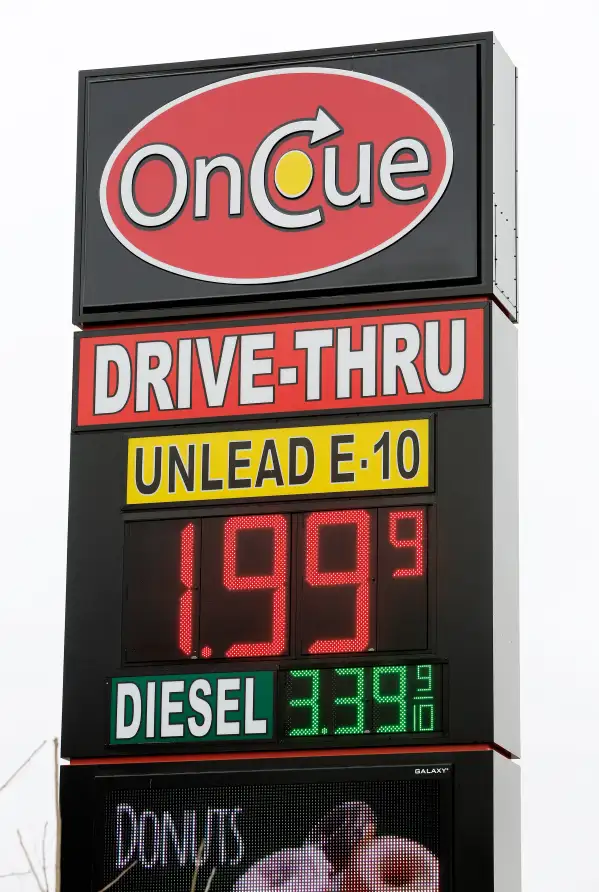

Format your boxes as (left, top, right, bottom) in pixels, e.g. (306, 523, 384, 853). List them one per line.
(126, 418, 431, 505)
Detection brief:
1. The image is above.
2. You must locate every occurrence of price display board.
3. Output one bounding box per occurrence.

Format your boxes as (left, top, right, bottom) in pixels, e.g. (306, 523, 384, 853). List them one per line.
(112, 501, 439, 748)
(61, 300, 518, 758)
(60, 751, 521, 892)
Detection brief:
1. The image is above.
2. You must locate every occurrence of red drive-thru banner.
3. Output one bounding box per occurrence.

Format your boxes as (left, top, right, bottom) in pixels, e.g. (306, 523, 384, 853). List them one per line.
(75, 303, 487, 429)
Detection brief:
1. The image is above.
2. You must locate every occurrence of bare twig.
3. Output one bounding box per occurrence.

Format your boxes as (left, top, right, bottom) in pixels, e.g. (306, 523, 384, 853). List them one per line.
(189, 839, 205, 892)
(97, 860, 138, 892)
(0, 741, 46, 796)
(17, 831, 45, 892)
(41, 821, 49, 892)
(0, 871, 31, 879)
(54, 738, 60, 892)
(204, 869, 216, 892)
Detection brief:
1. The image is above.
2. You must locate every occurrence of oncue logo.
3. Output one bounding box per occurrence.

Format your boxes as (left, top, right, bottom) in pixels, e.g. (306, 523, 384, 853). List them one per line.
(100, 68, 453, 283)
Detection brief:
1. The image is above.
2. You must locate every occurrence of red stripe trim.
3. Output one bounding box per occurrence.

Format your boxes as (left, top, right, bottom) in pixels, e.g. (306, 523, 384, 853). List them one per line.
(68, 743, 501, 767)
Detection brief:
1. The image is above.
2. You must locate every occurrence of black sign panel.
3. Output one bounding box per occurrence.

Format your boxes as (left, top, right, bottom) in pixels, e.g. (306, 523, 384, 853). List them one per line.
(61, 301, 518, 759)
(60, 751, 521, 892)
(62, 418, 511, 755)
(73, 33, 517, 325)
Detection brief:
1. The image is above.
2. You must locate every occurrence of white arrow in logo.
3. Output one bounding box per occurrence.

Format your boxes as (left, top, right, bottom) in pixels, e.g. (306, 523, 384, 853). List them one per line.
(250, 107, 343, 230)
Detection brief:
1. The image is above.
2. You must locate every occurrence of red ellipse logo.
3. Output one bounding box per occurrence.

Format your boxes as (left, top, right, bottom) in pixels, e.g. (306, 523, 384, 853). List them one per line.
(100, 68, 453, 284)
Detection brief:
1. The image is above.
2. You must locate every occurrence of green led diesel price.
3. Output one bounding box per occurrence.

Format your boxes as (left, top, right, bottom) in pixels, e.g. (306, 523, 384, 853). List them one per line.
(283, 663, 441, 738)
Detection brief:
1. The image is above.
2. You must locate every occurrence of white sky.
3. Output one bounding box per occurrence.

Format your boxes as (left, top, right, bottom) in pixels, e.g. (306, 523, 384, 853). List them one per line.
(0, 0, 597, 890)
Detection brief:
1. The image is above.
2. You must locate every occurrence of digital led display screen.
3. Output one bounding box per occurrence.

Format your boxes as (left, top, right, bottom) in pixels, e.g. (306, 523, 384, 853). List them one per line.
(284, 663, 440, 738)
(100, 770, 447, 892)
(123, 507, 428, 663)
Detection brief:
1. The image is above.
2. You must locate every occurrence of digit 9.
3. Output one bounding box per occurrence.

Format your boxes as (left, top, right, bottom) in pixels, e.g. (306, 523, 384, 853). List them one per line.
(304, 509, 372, 654)
(222, 514, 288, 658)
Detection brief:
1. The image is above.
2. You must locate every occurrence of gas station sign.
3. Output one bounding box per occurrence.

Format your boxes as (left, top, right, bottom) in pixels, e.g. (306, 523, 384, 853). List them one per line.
(62, 31, 520, 892)
(61, 298, 518, 760)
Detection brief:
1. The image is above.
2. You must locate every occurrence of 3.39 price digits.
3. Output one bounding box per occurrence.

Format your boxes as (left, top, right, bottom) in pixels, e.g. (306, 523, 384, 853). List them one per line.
(285, 664, 439, 737)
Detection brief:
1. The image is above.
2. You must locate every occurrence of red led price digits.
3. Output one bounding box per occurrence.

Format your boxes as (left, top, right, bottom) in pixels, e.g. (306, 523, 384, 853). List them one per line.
(389, 509, 425, 576)
(172, 509, 424, 661)
(223, 514, 288, 658)
(179, 522, 194, 655)
(305, 510, 371, 654)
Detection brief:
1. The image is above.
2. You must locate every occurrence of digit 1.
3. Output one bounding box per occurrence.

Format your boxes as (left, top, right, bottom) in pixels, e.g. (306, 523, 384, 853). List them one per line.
(373, 430, 390, 480)
(389, 509, 425, 576)
(223, 515, 288, 658)
(287, 669, 320, 736)
(373, 665, 407, 733)
(333, 667, 366, 735)
(179, 522, 194, 656)
(305, 510, 371, 654)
